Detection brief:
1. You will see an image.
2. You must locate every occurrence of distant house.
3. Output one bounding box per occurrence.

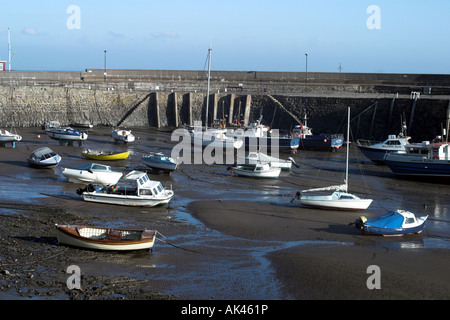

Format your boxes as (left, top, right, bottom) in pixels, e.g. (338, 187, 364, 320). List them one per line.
(0, 61, 6, 71)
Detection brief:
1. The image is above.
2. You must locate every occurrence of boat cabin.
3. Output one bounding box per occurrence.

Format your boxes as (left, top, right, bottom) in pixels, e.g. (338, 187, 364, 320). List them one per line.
(109, 171, 166, 196)
(405, 141, 449, 160)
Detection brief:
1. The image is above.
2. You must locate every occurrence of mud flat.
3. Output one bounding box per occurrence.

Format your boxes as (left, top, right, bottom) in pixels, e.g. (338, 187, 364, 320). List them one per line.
(0, 126, 449, 301)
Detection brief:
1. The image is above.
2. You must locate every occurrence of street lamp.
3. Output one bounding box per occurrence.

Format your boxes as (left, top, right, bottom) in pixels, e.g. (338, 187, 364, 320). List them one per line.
(305, 53, 308, 84)
(104, 50, 107, 82)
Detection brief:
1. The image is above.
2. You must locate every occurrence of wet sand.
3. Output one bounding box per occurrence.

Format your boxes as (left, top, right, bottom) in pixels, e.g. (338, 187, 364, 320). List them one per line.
(0, 126, 449, 300)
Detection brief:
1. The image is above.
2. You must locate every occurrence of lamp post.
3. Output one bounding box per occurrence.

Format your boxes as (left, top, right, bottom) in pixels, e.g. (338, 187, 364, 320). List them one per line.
(104, 50, 107, 82)
(305, 53, 308, 84)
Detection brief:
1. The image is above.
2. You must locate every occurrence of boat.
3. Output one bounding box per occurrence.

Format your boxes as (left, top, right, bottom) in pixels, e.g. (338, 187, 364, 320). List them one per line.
(76, 170, 174, 207)
(112, 128, 135, 143)
(383, 140, 450, 180)
(354, 210, 428, 236)
(181, 48, 243, 151)
(142, 152, 178, 173)
(291, 113, 344, 151)
(236, 151, 298, 171)
(227, 120, 300, 151)
(357, 121, 411, 164)
(62, 163, 123, 185)
(292, 107, 373, 210)
(45, 121, 88, 145)
(81, 149, 130, 161)
(229, 162, 281, 178)
(55, 224, 157, 251)
(0, 129, 22, 146)
(27, 147, 62, 168)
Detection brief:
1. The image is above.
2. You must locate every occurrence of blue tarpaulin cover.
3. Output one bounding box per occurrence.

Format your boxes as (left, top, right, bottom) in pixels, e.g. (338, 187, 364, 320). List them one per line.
(365, 211, 404, 228)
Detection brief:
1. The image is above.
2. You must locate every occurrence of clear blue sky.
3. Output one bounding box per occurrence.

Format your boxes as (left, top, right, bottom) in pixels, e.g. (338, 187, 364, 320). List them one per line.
(1, 0, 449, 74)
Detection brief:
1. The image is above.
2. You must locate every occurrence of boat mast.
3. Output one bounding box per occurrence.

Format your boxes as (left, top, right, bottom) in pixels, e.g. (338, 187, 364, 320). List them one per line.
(345, 107, 350, 191)
(205, 47, 212, 130)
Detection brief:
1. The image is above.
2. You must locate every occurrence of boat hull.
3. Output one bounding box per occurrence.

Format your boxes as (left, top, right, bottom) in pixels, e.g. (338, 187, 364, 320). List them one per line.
(361, 224, 425, 236)
(384, 157, 450, 178)
(55, 225, 156, 251)
(300, 193, 373, 210)
(298, 135, 344, 151)
(62, 168, 122, 185)
(81, 150, 130, 161)
(358, 146, 404, 164)
(142, 159, 178, 173)
(231, 165, 281, 178)
(82, 191, 174, 207)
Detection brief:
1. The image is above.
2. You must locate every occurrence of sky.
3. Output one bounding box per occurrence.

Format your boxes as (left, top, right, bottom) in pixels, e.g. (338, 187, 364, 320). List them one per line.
(1, 0, 449, 74)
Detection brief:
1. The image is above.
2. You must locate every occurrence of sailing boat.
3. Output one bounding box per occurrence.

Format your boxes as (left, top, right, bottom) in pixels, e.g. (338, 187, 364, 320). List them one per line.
(293, 107, 373, 210)
(188, 48, 243, 149)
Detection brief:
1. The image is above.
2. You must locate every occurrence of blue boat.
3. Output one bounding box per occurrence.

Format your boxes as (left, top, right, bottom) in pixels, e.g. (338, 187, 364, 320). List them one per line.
(291, 113, 344, 151)
(354, 210, 428, 236)
(383, 141, 450, 180)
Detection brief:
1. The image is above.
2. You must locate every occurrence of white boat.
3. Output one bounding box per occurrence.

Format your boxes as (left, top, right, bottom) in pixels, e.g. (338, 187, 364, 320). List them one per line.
(27, 147, 62, 168)
(236, 151, 297, 171)
(230, 162, 281, 178)
(55, 224, 157, 251)
(76, 170, 174, 207)
(293, 108, 373, 210)
(142, 152, 178, 173)
(0, 129, 22, 144)
(354, 210, 428, 236)
(45, 121, 88, 145)
(62, 163, 123, 185)
(112, 128, 135, 143)
(190, 127, 243, 149)
(357, 122, 411, 164)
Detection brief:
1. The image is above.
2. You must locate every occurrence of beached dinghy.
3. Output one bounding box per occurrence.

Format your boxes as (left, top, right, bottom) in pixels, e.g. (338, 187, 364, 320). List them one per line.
(62, 163, 123, 185)
(27, 147, 62, 168)
(354, 209, 428, 236)
(229, 162, 281, 178)
(45, 121, 88, 145)
(81, 149, 130, 161)
(0, 128, 22, 145)
(236, 151, 298, 171)
(55, 224, 157, 251)
(142, 152, 178, 173)
(112, 128, 135, 143)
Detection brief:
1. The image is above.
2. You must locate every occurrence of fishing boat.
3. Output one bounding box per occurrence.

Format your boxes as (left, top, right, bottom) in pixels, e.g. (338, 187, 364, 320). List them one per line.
(0, 129, 22, 144)
(81, 149, 130, 161)
(236, 151, 298, 171)
(291, 113, 344, 151)
(383, 140, 450, 180)
(229, 162, 281, 178)
(55, 224, 157, 251)
(292, 108, 373, 210)
(112, 128, 135, 143)
(354, 210, 428, 236)
(62, 163, 123, 185)
(76, 170, 174, 207)
(45, 121, 88, 145)
(27, 147, 62, 168)
(357, 122, 411, 164)
(142, 152, 178, 173)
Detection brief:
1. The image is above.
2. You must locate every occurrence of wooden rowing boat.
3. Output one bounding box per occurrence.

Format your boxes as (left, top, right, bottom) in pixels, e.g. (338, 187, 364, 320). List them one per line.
(81, 149, 130, 161)
(55, 224, 157, 251)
